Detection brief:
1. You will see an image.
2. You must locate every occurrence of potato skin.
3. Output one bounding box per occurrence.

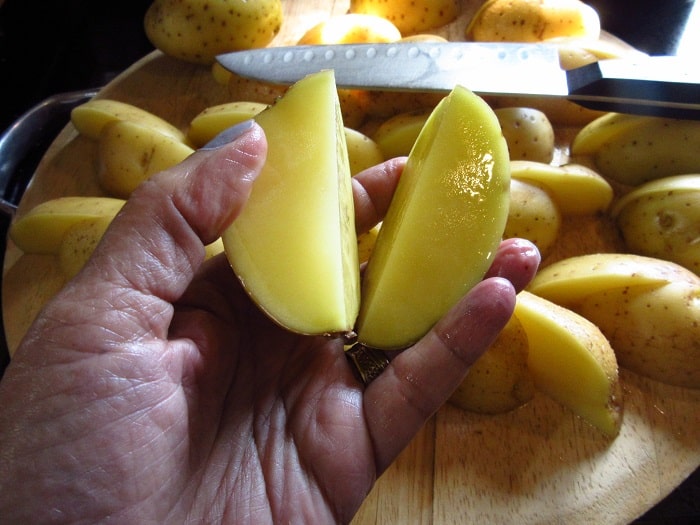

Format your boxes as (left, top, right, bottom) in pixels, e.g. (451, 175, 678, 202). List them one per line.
(495, 107, 555, 163)
(613, 175, 700, 275)
(349, 0, 461, 35)
(505, 179, 561, 258)
(577, 280, 700, 389)
(466, 0, 600, 42)
(450, 314, 535, 414)
(144, 0, 283, 64)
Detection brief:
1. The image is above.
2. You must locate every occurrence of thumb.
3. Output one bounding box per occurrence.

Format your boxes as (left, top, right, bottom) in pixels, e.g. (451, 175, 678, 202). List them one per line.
(21, 121, 267, 352)
(84, 120, 266, 303)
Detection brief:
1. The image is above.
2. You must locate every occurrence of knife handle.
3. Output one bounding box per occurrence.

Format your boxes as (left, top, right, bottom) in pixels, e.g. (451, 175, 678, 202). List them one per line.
(566, 57, 700, 120)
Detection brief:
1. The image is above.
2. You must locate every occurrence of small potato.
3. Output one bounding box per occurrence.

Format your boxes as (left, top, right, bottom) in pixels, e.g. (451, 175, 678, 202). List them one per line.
(466, 0, 600, 42)
(296, 14, 401, 45)
(144, 0, 283, 64)
(98, 120, 194, 198)
(349, 0, 461, 35)
(345, 128, 384, 175)
(450, 313, 535, 414)
(495, 107, 555, 163)
(188, 101, 268, 147)
(505, 179, 561, 257)
(71, 99, 185, 142)
(612, 175, 700, 274)
(372, 111, 431, 159)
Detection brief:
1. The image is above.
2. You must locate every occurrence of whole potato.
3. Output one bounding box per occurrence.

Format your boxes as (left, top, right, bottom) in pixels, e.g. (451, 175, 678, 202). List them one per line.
(349, 0, 461, 35)
(144, 0, 283, 64)
(612, 175, 700, 274)
(495, 107, 555, 163)
(505, 179, 561, 257)
(466, 0, 600, 42)
(450, 313, 535, 414)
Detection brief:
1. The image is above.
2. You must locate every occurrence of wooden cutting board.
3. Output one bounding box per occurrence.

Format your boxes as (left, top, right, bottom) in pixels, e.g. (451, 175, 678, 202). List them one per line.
(3, 1, 699, 523)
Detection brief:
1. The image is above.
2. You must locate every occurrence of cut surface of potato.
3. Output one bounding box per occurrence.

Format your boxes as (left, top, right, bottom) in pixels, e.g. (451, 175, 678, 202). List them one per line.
(223, 71, 359, 336)
(515, 291, 622, 437)
(355, 85, 510, 350)
(10, 197, 126, 255)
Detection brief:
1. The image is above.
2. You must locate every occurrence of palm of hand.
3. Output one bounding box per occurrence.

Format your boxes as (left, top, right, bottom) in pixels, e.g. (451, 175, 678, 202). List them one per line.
(0, 127, 538, 524)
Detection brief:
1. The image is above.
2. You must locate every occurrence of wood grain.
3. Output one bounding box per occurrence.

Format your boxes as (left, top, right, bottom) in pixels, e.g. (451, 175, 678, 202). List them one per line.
(2, 1, 699, 523)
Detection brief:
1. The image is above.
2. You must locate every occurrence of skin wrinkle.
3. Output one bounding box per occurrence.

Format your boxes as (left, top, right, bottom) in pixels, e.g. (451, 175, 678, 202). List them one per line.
(0, 125, 541, 524)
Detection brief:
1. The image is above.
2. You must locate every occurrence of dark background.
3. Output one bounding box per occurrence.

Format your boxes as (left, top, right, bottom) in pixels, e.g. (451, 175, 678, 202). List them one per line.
(0, 1, 698, 522)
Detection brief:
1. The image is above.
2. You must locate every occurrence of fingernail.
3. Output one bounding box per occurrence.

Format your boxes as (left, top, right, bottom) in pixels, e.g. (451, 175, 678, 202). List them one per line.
(201, 119, 255, 150)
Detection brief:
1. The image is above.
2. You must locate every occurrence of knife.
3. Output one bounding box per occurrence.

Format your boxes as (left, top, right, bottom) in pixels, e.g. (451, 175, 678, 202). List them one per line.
(217, 42, 700, 120)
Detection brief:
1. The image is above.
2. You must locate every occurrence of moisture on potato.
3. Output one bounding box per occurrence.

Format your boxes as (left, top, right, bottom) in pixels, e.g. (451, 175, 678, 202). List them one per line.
(348, 0, 461, 35)
(144, 0, 283, 64)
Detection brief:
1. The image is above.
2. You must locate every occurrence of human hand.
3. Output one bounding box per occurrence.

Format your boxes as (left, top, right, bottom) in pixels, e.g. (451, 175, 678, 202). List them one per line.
(0, 121, 539, 524)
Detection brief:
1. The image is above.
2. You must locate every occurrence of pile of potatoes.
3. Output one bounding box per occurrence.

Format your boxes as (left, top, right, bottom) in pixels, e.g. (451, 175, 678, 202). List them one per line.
(9, 0, 700, 437)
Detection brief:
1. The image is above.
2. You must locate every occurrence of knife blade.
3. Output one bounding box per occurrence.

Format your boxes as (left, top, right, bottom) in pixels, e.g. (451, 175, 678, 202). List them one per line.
(217, 42, 700, 120)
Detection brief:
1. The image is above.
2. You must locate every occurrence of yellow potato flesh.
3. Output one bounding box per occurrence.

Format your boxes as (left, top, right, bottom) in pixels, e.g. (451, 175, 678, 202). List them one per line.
(515, 291, 622, 436)
(528, 253, 679, 304)
(355, 85, 510, 350)
(9, 196, 125, 254)
(510, 161, 613, 216)
(187, 101, 268, 148)
(223, 71, 359, 336)
(71, 98, 185, 142)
